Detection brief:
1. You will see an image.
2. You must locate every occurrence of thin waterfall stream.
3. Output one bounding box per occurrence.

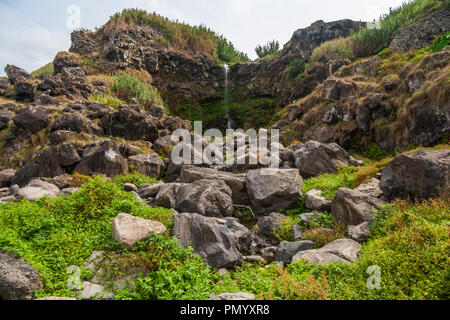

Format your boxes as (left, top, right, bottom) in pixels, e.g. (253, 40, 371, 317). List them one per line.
(223, 64, 235, 129)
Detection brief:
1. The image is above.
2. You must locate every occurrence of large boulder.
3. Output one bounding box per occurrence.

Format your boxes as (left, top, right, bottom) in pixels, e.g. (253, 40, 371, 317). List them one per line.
(380, 149, 450, 201)
(175, 179, 234, 218)
(75, 140, 129, 177)
(180, 165, 250, 205)
(293, 141, 360, 177)
(292, 239, 361, 265)
(4, 65, 31, 84)
(223, 218, 254, 255)
(0, 252, 43, 300)
(246, 169, 303, 215)
(59, 143, 81, 167)
(128, 154, 165, 178)
(355, 178, 383, 198)
(331, 188, 386, 226)
(112, 213, 167, 249)
(275, 241, 315, 264)
(172, 213, 243, 269)
(17, 179, 60, 202)
(347, 222, 370, 243)
(154, 183, 186, 209)
(15, 82, 36, 101)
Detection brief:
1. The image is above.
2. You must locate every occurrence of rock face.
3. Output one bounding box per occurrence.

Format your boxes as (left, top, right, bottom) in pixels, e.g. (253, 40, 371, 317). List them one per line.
(381, 149, 450, 201)
(128, 154, 165, 178)
(0, 252, 43, 300)
(331, 188, 386, 226)
(17, 180, 60, 202)
(75, 140, 129, 177)
(179, 165, 250, 205)
(293, 141, 359, 177)
(246, 169, 303, 215)
(172, 213, 242, 269)
(389, 9, 450, 52)
(292, 239, 361, 265)
(275, 241, 315, 264)
(112, 213, 167, 249)
(175, 179, 234, 218)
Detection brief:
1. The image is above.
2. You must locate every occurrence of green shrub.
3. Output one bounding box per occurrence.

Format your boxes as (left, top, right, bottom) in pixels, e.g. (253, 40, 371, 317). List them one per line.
(0, 176, 174, 298)
(112, 172, 158, 189)
(302, 167, 357, 200)
(287, 59, 308, 82)
(217, 36, 250, 63)
(255, 40, 280, 59)
(31, 62, 54, 77)
(111, 72, 164, 110)
(430, 31, 450, 52)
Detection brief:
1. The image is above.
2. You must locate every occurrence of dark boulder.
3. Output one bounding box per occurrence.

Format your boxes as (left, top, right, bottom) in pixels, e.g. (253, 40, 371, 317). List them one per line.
(380, 149, 450, 201)
(4, 65, 31, 85)
(59, 143, 82, 167)
(13, 106, 53, 135)
(74, 140, 128, 177)
(51, 113, 103, 135)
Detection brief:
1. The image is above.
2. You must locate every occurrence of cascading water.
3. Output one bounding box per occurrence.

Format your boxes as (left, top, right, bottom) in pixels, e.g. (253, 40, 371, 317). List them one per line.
(223, 64, 235, 129)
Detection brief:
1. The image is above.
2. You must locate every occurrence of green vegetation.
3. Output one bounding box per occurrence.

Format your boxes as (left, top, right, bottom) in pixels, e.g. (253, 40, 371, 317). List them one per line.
(107, 9, 249, 64)
(112, 172, 158, 189)
(255, 40, 281, 59)
(287, 59, 309, 82)
(0, 174, 448, 300)
(111, 72, 165, 110)
(31, 62, 54, 77)
(312, 0, 448, 60)
(89, 94, 126, 110)
(303, 167, 357, 200)
(430, 31, 450, 52)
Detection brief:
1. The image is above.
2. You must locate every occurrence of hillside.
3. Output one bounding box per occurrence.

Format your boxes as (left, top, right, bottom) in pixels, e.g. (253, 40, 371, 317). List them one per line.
(0, 0, 449, 302)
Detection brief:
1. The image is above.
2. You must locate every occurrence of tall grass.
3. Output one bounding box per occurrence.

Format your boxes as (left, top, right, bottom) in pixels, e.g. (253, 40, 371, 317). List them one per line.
(111, 72, 165, 110)
(312, 0, 448, 60)
(107, 9, 249, 63)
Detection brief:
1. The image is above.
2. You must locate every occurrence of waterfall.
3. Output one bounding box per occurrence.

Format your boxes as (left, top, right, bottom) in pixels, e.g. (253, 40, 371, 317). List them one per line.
(223, 64, 234, 129)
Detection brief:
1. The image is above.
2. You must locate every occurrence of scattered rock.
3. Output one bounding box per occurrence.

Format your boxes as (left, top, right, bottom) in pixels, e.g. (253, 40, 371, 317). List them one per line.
(0, 251, 43, 300)
(292, 239, 361, 265)
(78, 282, 113, 300)
(139, 182, 165, 199)
(52, 174, 73, 189)
(112, 213, 167, 249)
(253, 212, 287, 246)
(59, 143, 82, 167)
(4, 65, 31, 84)
(355, 178, 383, 198)
(124, 183, 138, 193)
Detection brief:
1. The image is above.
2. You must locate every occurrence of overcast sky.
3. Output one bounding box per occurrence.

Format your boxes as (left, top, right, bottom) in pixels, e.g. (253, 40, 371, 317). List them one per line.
(0, 0, 406, 76)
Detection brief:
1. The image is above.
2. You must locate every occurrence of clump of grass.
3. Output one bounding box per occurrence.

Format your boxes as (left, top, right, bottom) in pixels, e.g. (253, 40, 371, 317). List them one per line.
(311, 37, 355, 62)
(89, 94, 126, 110)
(31, 62, 54, 77)
(287, 59, 310, 82)
(111, 72, 164, 110)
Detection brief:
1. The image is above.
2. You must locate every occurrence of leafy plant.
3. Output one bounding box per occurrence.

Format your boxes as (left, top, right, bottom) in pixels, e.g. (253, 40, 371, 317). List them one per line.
(303, 167, 357, 200)
(255, 40, 281, 59)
